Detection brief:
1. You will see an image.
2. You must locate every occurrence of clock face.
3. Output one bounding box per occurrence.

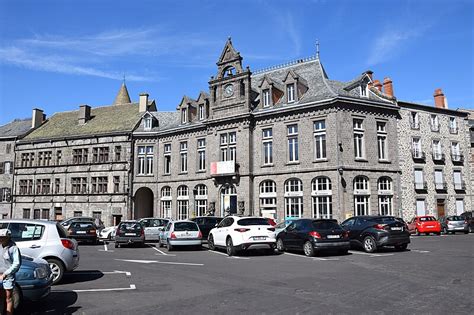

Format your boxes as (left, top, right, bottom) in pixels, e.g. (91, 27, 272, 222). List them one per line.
(224, 84, 234, 97)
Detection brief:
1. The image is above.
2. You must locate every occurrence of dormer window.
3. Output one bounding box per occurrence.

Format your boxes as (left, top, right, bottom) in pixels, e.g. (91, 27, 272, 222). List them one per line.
(263, 89, 270, 107)
(144, 117, 152, 131)
(181, 108, 187, 124)
(360, 83, 368, 97)
(287, 84, 295, 103)
(198, 104, 205, 120)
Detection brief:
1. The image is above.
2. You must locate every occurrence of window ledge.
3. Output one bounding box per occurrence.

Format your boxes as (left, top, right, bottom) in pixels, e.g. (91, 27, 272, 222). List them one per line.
(286, 161, 300, 166)
(179, 172, 188, 175)
(261, 164, 274, 168)
(195, 170, 206, 174)
(137, 174, 154, 177)
(355, 158, 368, 162)
(313, 158, 328, 163)
(162, 173, 171, 177)
(378, 159, 391, 164)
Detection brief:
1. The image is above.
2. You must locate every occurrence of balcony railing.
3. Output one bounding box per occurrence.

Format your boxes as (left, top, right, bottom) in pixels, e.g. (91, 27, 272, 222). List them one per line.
(451, 153, 464, 164)
(412, 149, 426, 161)
(434, 182, 447, 191)
(454, 181, 466, 191)
(414, 181, 428, 191)
(432, 152, 445, 163)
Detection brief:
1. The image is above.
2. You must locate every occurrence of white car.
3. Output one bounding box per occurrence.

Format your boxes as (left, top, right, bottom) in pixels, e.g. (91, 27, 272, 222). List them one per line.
(0, 219, 80, 285)
(98, 226, 116, 240)
(158, 220, 202, 251)
(139, 218, 169, 242)
(208, 216, 276, 256)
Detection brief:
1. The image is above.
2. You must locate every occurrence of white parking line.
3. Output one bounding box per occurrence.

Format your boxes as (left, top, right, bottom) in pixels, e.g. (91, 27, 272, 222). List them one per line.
(104, 242, 108, 251)
(116, 259, 204, 266)
(283, 252, 311, 259)
(348, 250, 394, 257)
(227, 256, 250, 260)
(410, 249, 430, 253)
(148, 244, 169, 256)
(208, 250, 228, 257)
(58, 284, 137, 293)
(313, 257, 339, 261)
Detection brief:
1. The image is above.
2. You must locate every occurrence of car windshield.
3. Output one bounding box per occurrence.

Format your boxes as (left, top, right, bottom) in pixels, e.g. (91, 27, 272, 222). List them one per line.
(174, 222, 199, 231)
(312, 220, 340, 230)
(120, 222, 141, 231)
(72, 222, 94, 229)
(237, 218, 271, 226)
(420, 217, 436, 221)
(142, 219, 168, 227)
(448, 216, 464, 221)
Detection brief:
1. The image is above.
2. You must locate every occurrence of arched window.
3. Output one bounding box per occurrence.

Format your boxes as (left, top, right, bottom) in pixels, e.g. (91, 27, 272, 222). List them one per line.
(259, 180, 277, 218)
(284, 179, 303, 219)
(194, 184, 208, 217)
(177, 185, 189, 220)
(160, 186, 172, 218)
(223, 66, 236, 78)
(311, 177, 332, 219)
(378, 177, 393, 216)
(354, 176, 370, 216)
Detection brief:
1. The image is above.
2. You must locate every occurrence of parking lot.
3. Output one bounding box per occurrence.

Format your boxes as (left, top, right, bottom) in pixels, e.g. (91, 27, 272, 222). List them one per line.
(23, 233, 473, 314)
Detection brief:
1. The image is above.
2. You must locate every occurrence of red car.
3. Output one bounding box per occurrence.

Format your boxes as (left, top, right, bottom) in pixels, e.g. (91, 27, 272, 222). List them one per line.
(407, 216, 441, 235)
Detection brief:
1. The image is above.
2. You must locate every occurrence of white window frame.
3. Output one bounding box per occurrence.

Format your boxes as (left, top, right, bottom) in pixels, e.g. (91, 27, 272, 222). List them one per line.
(262, 89, 270, 107)
(314, 120, 326, 160)
(353, 119, 365, 159)
(180, 141, 188, 173)
(287, 124, 299, 162)
(287, 84, 295, 103)
(262, 128, 273, 165)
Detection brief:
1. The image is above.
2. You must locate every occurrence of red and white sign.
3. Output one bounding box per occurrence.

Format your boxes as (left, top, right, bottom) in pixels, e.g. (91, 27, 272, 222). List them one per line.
(210, 161, 235, 175)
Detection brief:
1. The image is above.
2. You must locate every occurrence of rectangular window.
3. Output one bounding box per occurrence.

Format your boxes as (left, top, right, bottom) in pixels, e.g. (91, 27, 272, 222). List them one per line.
(434, 170, 444, 189)
(22, 208, 31, 219)
(33, 209, 40, 220)
(411, 112, 420, 129)
(164, 144, 171, 175)
(416, 199, 426, 216)
(197, 139, 206, 171)
(313, 196, 332, 219)
(162, 200, 172, 218)
(220, 132, 236, 162)
(285, 197, 303, 219)
(138, 146, 153, 175)
(453, 171, 463, 189)
(177, 200, 189, 220)
(378, 196, 392, 216)
(287, 84, 295, 102)
(455, 199, 464, 215)
(430, 115, 439, 132)
(73, 149, 88, 164)
(180, 141, 188, 173)
(354, 196, 370, 216)
(113, 176, 120, 193)
(36, 179, 51, 195)
(262, 128, 273, 165)
(3, 162, 11, 175)
(414, 169, 424, 189)
(377, 122, 387, 160)
(314, 120, 326, 160)
(451, 142, 461, 161)
(71, 177, 87, 194)
(73, 211, 83, 217)
(92, 211, 102, 220)
(432, 140, 442, 160)
(1, 188, 11, 202)
(353, 119, 365, 159)
(199, 104, 205, 120)
(6, 143, 11, 154)
(91, 177, 108, 194)
(115, 146, 122, 161)
(144, 117, 152, 130)
(56, 150, 62, 165)
(287, 124, 299, 162)
(263, 89, 270, 107)
(55, 179, 60, 194)
(41, 209, 49, 220)
(449, 117, 457, 133)
(412, 138, 422, 158)
(195, 200, 207, 217)
(181, 109, 187, 124)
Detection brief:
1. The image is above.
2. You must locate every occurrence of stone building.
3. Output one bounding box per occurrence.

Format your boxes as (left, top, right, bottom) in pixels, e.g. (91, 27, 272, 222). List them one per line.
(0, 118, 32, 218)
(397, 89, 471, 219)
(131, 39, 402, 223)
(465, 109, 474, 209)
(12, 83, 155, 226)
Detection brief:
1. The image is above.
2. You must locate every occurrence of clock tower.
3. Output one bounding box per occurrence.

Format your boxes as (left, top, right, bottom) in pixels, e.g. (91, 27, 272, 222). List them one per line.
(208, 38, 252, 119)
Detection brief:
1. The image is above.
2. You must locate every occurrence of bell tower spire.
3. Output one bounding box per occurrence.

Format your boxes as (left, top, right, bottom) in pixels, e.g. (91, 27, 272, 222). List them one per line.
(113, 80, 131, 105)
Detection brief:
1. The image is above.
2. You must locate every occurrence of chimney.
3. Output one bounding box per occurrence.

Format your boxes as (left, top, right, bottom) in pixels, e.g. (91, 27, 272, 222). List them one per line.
(383, 77, 394, 97)
(78, 104, 91, 125)
(434, 88, 446, 109)
(31, 108, 44, 129)
(373, 80, 382, 91)
(139, 93, 149, 113)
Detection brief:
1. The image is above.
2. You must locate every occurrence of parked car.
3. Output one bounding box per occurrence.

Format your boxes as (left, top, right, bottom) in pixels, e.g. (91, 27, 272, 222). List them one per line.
(0, 219, 79, 285)
(208, 216, 276, 256)
(274, 219, 297, 236)
(98, 226, 116, 241)
(114, 221, 145, 248)
(138, 218, 169, 242)
(159, 220, 202, 250)
(460, 211, 474, 233)
(189, 216, 223, 240)
(340, 216, 410, 253)
(406, 216, 441, 235)
(67, 221, 98, 244)
(439, 215, 469, 234)
(276, 219, 350, 257)
(17, 256, 53, 302)
(60, 216, 94, 230)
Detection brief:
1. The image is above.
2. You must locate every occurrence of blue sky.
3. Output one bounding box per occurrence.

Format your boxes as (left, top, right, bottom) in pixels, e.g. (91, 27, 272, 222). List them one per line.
(0, 0, 473, 125)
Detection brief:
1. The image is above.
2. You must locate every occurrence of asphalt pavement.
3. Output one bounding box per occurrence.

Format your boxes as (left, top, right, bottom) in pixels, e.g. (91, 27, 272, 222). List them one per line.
(21, 233, 473, 314)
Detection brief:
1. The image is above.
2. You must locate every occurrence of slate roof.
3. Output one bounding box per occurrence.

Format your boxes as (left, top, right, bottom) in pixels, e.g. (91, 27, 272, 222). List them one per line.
(0, 118, 32, 138)
(113, 82, 132, 105)
(135, 111, 181, 133)
(22, 103, 143, 141)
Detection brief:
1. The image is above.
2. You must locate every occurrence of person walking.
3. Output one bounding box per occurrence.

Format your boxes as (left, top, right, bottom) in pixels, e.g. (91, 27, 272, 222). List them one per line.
(0, 229, 21, 315)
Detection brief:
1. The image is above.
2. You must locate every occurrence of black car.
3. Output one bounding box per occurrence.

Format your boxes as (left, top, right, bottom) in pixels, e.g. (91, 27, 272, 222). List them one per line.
(67, 221, 98, 244)
(190, 216, 223, 240)
(114, 220, 145, 248)
(276, 219, 350, 257)
(460, 211, 474, 233)
(341, 216, 410, 253)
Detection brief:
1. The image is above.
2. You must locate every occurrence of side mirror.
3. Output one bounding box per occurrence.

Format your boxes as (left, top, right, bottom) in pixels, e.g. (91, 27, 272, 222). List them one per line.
(215, 223, 219, 227)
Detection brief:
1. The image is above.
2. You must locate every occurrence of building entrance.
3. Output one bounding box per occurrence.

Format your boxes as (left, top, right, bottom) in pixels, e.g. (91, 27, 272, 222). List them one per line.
(220, 185, 237, 216)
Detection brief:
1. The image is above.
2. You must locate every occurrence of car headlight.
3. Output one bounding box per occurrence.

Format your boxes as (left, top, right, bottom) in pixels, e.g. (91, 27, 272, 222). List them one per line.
(34, 267, 49, 279)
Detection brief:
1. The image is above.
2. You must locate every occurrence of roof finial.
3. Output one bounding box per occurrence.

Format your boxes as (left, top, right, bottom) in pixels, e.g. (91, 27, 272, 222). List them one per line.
(316, 39, 320, 59)
(122, 73, 126, 85)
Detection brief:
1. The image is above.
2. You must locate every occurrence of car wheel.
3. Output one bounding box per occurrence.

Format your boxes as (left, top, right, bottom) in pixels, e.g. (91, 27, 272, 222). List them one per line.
(415, 228, 421, 236)
(167, 239, 173, 251)
(47, 258, 65, 285)
(464, 231, 469, 234)
(208, 235, 215, 251)
(363, 236, 377, 253)
(303, 241, 315, 257)
(276, 238, 285, 253)
(395, 243, 408, 251)
(226, 237, 236, 256)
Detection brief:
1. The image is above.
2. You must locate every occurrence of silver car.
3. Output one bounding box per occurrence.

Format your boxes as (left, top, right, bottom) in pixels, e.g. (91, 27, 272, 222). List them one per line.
(158, 220, 202, 251)
(439, 215, 469, 234)
(139, 218, 169, 242)
(0, 219, 80, 285)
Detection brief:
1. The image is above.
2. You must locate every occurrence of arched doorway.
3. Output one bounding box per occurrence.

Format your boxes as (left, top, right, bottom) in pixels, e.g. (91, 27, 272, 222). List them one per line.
(220, 185, 237, 216)
(134, 187, 154, 219)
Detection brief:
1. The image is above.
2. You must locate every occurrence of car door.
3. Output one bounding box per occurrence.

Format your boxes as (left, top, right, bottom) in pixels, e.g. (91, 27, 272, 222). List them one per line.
(212, 218, 229, 246)
(341, 218, 357, 243)
(293, 220, 309, 249)
(8, 222, 47, 259)
(282, 222, 298, 249)
(162, 222, 172, 243)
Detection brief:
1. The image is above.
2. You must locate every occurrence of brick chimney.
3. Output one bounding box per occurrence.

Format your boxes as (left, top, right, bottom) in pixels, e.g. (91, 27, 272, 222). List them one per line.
(433, 88, 446, 109)
(383, 77, 394, 97)
(31, 108, 45, 129)
(139, 93, 149, 113)
(373, 80, 382, 92)
(78, 104, 91, 125)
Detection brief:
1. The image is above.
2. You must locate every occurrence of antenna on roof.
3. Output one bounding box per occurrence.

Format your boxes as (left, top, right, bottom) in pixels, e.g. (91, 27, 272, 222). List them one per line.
(123, 73, 126, 84)
(316, 39, 320, 59)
